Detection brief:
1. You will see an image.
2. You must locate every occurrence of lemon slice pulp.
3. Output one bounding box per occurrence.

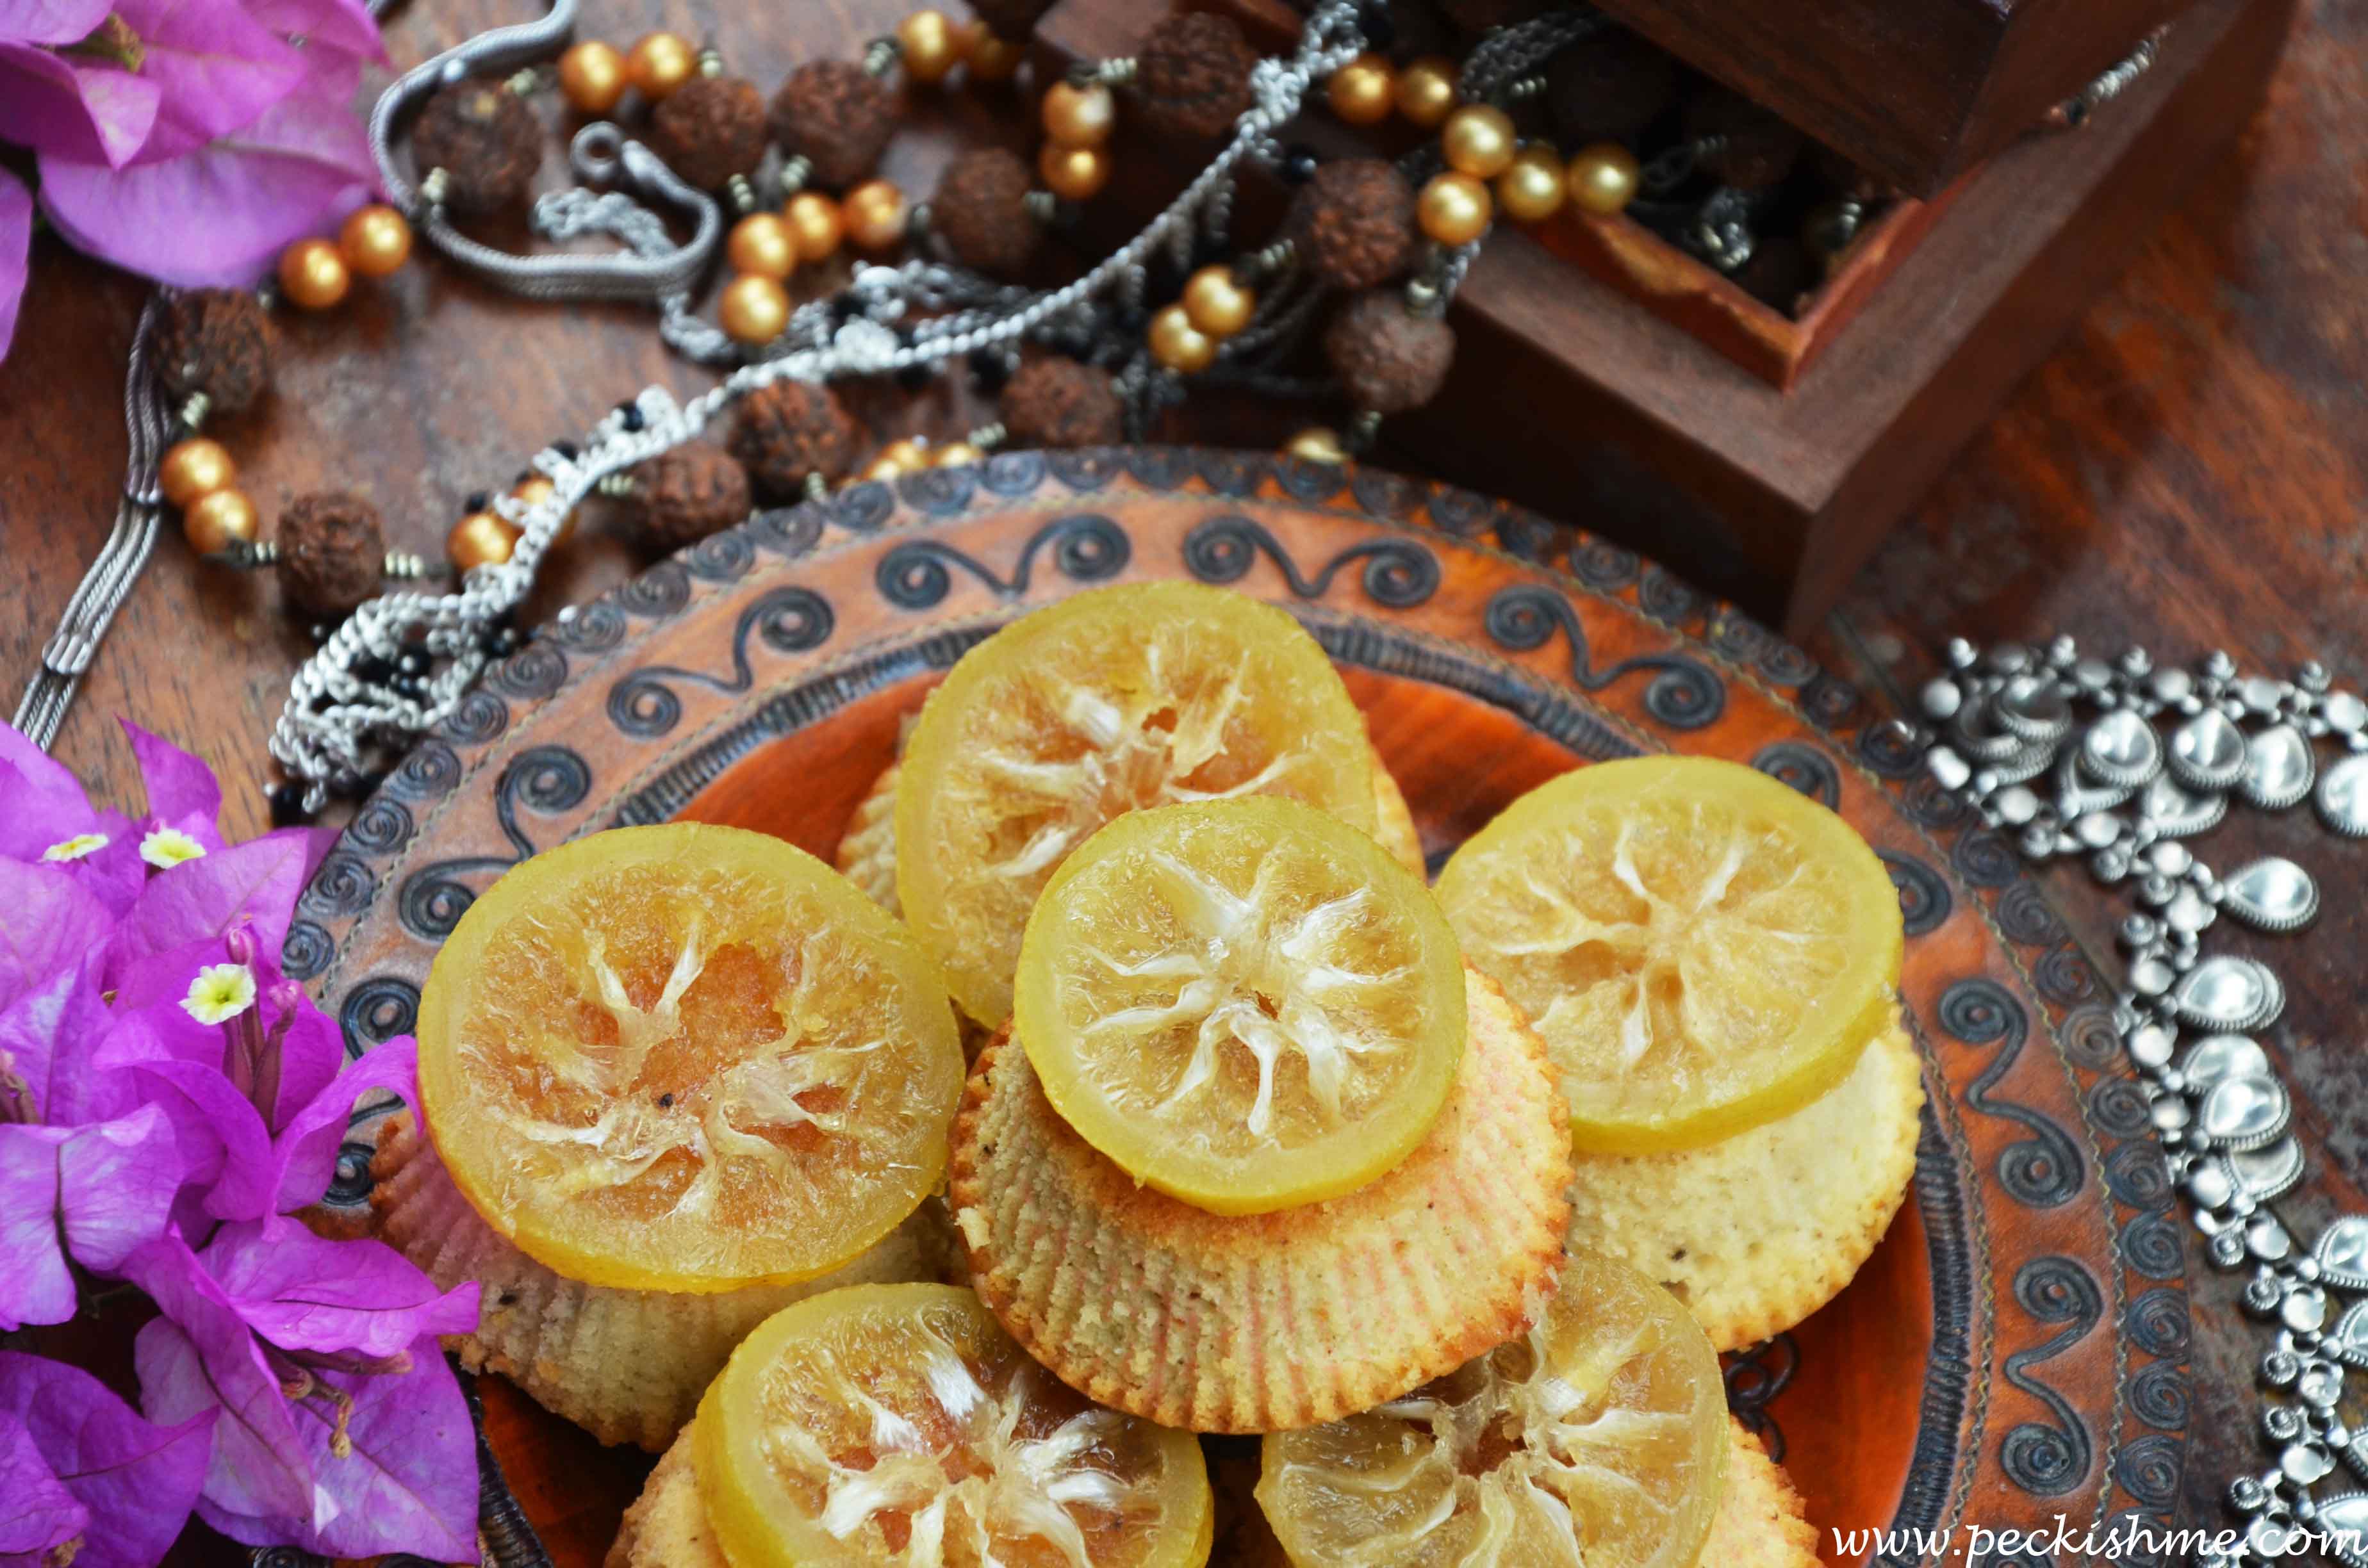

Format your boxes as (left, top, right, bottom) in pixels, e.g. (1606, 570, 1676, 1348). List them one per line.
(1014, 798, 1465, 1215)
(416, 824, 965, 1293)
(1435, 756, 1902, 1154)
(1257, 1251, 1727, 1568)
(696, 1283, 1213, 1568)
(896, 582, 1379, 1025)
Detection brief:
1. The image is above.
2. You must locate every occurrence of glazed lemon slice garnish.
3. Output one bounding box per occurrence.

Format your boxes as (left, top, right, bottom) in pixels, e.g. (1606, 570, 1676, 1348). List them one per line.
(416, 824, 965, 1293)
(895, 582, 1379, 1026)
(1257, 1252, 1727, 1568)
(695, 1284, 1213, 1568)
(1014, 798, 1465, 1215)
(1435, 755, 1903, 1154)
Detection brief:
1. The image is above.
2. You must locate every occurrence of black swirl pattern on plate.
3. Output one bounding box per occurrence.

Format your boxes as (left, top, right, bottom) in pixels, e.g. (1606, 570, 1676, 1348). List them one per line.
(1998, 1255, 2103, 1496)
(1759, 639, 1820, 688)
(2087, 1076, 2154, 1141)
(441, 687, 511, 745)
(1904, 774, 1975, 829)
(389, 739, 462, 799)
(828, 478, 897, 531)
(1483, 583, 1725, 731)
(2057, 1003, 2123, 1072)
(1938, 978, 2087, 1208)
(1427, 484, 1497, 538)
(1045, 448, 1119, 492)
(685, 529, 756, 582)
(2104, 1137, 2174, 1211)
(2112, 1433, 2183, 1508)
(1882, 852, 1953, 938)
(1635, 565, 1698, 624)
(1124, 446, 1192, 490)
(395, 745, 592, 940)
(1995, 881, 2066, 946)
(300, 851, 376, 918)
(1492, 510, 1561, 563)
(618, 559, 693, 618)
(876, 512, 1129, 608)
(1855, 717, 1928, 780)
(1567, 540, 1640, 591)
(2125, 1287, 2191, 1358)
(896, 463, 976, 516)
(2118, 1211, 2183, 1280)
(1710, 615, 1771, 666)
(337, 974, 419, 1059)
(1752, 739, 1840, 807)
(345, 796, 415, 855)
(753, 503, 826, 557)
(978, 448, 1047, 496)
(1950, 828, 2021, 888)
(486, 642, 568, 703)
(606, 587, 836, 739)
(323, 1136, 380, 1207)
(1274, 455, 1348, 503)
(1796, 671, 1862, 729)
(1722, 1333, 1799, 1463)
(1349, 467, 1419, 519)
(1194, 450, 1262, 496)
(280, 919, 334, 981)
(2033, 943, 2099, 1006)
(548, 601, 627, 653)
(1181, 514, 1440, 608)
(2127, 1362, 2189, 1432)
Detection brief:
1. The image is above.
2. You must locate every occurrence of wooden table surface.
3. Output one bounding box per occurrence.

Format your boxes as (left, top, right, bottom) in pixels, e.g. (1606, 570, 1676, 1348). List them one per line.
(2, 0, 2361, 1555)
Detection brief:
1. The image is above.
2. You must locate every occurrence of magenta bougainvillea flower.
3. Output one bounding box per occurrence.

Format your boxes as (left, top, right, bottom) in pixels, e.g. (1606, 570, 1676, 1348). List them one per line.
(0, 720, 482, 1563)
(0, 0, 386, 359)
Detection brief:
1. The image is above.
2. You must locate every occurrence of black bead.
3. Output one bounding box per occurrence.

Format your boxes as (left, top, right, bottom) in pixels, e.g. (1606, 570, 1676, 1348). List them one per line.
(616, 401, 646, 432)
(967, 348, 1012, 393)
(896, 361, 933, 391)
(1280, 143, 1320, 184)
(1356, 1, 1395, 49)
(354, 655, 396, 683)
(1190, 234, 1228, 270)
(267, 781, 309, 826)
(552, 439, 580, 459)
(828, 295, 862, 325)
(330, 769, 387, 801)
(396, 649, 431, 676)
(464, 490, 491, 514)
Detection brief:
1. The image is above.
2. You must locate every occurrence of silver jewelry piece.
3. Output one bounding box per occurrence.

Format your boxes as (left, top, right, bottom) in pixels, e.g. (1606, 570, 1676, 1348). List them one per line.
(1902, 640, 2360, 1568)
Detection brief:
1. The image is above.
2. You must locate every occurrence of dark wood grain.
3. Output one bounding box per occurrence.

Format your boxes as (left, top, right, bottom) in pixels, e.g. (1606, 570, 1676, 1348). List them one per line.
(1, 0, 2361, 1555)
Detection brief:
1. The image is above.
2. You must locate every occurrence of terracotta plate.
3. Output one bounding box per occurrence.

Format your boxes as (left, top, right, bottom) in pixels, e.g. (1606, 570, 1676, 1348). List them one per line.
(292, 449, 2189, 1567)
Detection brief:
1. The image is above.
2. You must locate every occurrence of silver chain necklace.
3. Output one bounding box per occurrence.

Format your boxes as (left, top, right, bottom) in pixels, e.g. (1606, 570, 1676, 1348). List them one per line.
(1907, 639, 2368, 1565)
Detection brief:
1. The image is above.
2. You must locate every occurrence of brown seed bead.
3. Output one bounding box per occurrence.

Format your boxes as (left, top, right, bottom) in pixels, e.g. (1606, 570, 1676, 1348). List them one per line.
(998, 357, 1123, 449)
(161, 438, 237, 507)
(1324, 289, 1455, 414)
(1496, 143, 1566, 224)
(557, 40, 628, 115)
(1287, 159, 1417, 291)
(338, 204, 413, 277)
(1440, 104, 1515, 179)
(1284, 426, 1347, 464)
(719, 274, 791, 344)
(1181, 265, 1255, 337)
(1545, 30, 1677, 147)
(1136, 11, 1259, 138)
(152, 289, 275, 415)
(769, 60, 897, 188)
(966, 29, 1023, 83)
(1146, 304, 1215, 374)
(1565, 143, 1640, 216)
(932, 147, 1037, 275)
(842, 180, 908, 251)
(967, 0, 1053, 39)
(1328, 54, 1395, 126)
(1393, 56, 1458, 128)
(728, 380, 859, 497)
(411, 79, 541, 212)
(1040, 81, 1114, 148)
(279, 491, 387, 617)
(1682, 85, 1804, 190)
(1038, 142, 1110, 202)
(783, 193, 844, 261)
(446, 510, 522, 573)
(649, 75, 768, 189)
(277, 240, 350, 311)
(896, 10, 968, 86)
(183, 489, 259, 555)
(632, 443, 752, 550)
(626, 31, 697, 101)
(728, 213, 796, 280)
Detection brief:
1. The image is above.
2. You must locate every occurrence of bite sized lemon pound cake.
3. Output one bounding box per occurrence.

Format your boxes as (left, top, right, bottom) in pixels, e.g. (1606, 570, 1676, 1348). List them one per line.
(950, 968, 1572, 1433)
(1256, 1251, 1729, 1568)
(390, 822, 968, 1446)
(1702, 1419, 1825, 1568)
(608, 1284, 1213, 1568)
(889, 582, 1402, 1026)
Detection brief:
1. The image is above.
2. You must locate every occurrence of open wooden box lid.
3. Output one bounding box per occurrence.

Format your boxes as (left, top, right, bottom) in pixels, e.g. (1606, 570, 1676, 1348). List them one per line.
(1589, 0, 2195, 196)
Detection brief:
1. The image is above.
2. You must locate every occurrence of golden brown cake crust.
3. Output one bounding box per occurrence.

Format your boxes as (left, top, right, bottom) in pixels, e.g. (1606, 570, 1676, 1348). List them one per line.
(606, 1422, 725, 1568)
(1703, 1417, 1824, 1568)
(369, 1112, 951, 1451)
(948, 968, 1572, 1433)
(1561, 1019, 1924, 1351)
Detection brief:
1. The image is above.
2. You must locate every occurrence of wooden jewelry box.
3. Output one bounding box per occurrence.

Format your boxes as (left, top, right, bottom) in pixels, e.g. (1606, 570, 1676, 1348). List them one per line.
(1034, 0, 2292, 635)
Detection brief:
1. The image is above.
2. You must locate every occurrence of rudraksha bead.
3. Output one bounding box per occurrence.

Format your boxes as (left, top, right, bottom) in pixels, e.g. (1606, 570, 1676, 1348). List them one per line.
(633, 444, 753, 549)
(410, 79, 541, 212)
(728, 381, 860, 497)
(278, 492, 385, 619)
(1137, 12, 1260, 138)
(1287, 159, 1417, 291)
(932, 148, 1039, 274)
(648, 75, 768, 190)
(998, 358, 1124, 449)
(1323, 290, 1454, 414)
(769, 60, 896, 188)
(152, 289, 274, 415)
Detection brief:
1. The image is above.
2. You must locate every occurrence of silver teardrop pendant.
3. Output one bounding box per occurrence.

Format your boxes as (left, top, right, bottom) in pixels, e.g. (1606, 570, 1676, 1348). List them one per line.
(2169, 708, 2248, 792)
(2317, 753, 2368, 838)
(2219, 857, 2321, 933)
(2240, 723, 2314, 810)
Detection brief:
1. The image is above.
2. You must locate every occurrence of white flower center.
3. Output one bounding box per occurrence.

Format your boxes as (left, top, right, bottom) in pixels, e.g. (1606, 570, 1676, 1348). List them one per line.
(182, 963, 258, 1025)
(42, 833, 110, 862)
(140, 828, 208, 868)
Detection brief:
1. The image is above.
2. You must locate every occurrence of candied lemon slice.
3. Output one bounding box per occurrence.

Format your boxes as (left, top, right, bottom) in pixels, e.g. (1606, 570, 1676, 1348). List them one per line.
(417, 824, 965, 1294)
(1014, 798, 1465, 1215)
(695, 1283, 1213, 1568)
(1257, 1252, 1727, 1568)
(896, 582, 1380, 1026)
(1435, 756, 1902, 1154)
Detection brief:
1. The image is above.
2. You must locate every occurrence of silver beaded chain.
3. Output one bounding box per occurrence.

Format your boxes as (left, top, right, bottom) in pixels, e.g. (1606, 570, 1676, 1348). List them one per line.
(1906, 639, 2368, 1566)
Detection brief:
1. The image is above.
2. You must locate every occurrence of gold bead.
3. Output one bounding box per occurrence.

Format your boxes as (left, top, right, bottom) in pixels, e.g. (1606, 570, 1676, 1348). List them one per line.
(880, 437, 931, 471)
(1181, 265, 1256, 338)
(1041, 81, 1114, 147)
(783, 194, 844, 264)
(1496, 143, 1566, 224)
(1147, 302, 1215, 373)
(1565, 143, 1641, 216)
(1441, 104, 1517, 179)
(842, 179, 908, 251)
(897, 10, 967, 86)
(447, 510, 522, 573)
(1284, 426, 1347, 464)
(933, 440, 985, 468)
(182, 488, 259, 555)
(1417, 170, 1492, 246)
(719, 274, 791, 344)
(626, 32, 696, 101)
(1394, 56, 1459, 128)
(966, 28, 1023, 83)
(727, 213, 796, 279)
(1328, 53, 1395, 126)
(336, 204, 413, 277)
(511, 475, 577, 544)
(160, 437, 236, 508)
(1038, 142, 1110, 202)
(277, 238, 350, 311)
(557, 40, 628, 114)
